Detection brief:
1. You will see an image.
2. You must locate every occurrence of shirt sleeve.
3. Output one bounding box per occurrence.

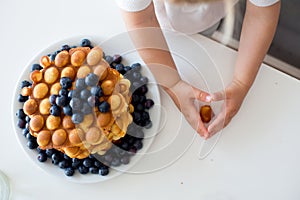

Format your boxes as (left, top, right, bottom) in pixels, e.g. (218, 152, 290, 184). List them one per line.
(115, 0, 152, 12)
(249, 0, 280, 7)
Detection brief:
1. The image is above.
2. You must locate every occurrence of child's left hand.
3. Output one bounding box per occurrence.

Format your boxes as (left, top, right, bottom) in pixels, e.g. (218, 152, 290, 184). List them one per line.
(206, 79, 249, 139)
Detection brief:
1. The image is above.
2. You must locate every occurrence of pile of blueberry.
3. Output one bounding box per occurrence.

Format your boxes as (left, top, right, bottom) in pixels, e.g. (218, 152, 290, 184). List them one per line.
(16, 39, 155, 177)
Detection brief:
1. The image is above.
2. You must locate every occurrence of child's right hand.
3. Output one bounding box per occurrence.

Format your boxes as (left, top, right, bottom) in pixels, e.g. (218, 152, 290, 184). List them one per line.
(165, 79, 212, 137)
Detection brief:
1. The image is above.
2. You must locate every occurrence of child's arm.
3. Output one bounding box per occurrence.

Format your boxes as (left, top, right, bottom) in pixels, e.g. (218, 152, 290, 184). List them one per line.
(208, 0, 281, 137)
(120, 2, 212, 137)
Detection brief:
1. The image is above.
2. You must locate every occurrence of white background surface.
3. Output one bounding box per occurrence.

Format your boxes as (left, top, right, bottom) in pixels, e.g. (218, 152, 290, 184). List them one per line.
(1, 0, 300, 199)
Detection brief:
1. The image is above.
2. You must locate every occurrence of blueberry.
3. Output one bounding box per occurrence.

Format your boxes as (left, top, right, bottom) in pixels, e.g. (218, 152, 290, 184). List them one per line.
(37, 153, 47, 162)
(87, 96, 99, 107)
(85, 73, 99, 87)
(80, 39, 91, 47)
(27, 140, 38, 149)
(69, 98, 82, 111)
(21, 80, 31, 88)
(137, 85, 148, 95)
(36, 147, 45, 154)
(141, 111, 150, 121)
(63, 105, 73, 116)
(133, 112, 142, 123)
(16, 109, 26, 119)
(124, 66, 132, 73)
(144, 99, 154, 109)
(65, 167, 75, 176)
(26, 133, 36, 141)
(46, 149, 55, 158)
(80, 89, 91, 100)
(133, 140, 143, 150)
(61, 44, 71, 51)
(49, 94, 58, 105)
(121, 142, 129, 151)
(115, 64, 125, 74)
(50, 105, 61, 116)
(75, 78, 86, 90)
(89, 167, 99, 174)
(98, 101, 110, 113)
(25, 116, 31, 123)
(31, 64, 43, 72)
(104, 55, 113, 64)
(58, 160, 70, 169)
(120, 156, 130, 165)
(71, 112, 84, 124)
(78, 165, 89, 174)
(68, 90, 80, 99)
(94, 160, 104, 168)
(17, 119, 26, 129)
(56, 96, 68, 107)
(139, 95, 146, 103)
(51, 153, 62, 165)
(59, 88, 68, 97)
(81, 102, 92, 115)
(144, 120, 152, 129)
(50, 54, 56, 62)
(83, 158, 93, 168)
(131, 94, 139, 105)
(71, 158, 81, 169)
(140, 76, 149, 84)
(60, 77, 72, 89)
(136, 103, 144, 112)
(18, 94, 28, 102)
(131, 63, 141, 71)
(112, 54, 122, 64)
(90, 86, 103, 97)
(22, 128, 29, 137)
(99, 167, 109, 176)
(111, 158, 121, 167)
(129, 146, 137, 154)
(104, 154, 113, 163)
(133, 71, 141, 80)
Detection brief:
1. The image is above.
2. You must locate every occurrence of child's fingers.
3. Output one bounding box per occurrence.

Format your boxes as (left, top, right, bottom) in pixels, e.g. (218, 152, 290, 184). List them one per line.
(211, 90, 225, 101)
(192, 87, 212, 103)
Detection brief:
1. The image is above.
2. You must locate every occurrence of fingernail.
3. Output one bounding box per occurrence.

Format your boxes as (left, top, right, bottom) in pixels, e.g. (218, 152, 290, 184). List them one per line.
(206, 95, 212, 102)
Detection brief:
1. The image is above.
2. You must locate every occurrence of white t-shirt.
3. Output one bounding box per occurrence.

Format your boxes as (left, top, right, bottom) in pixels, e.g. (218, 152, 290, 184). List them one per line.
(116, 0, 280, 34)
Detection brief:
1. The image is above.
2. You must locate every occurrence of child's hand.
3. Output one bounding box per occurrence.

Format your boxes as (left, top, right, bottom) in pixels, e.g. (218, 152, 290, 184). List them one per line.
(206, 80, 249, 138)
(165, 80, 212, 137)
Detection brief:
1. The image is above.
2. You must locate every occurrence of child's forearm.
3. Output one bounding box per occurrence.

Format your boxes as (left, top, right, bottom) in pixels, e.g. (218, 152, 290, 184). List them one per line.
(233, 0, 281, 90)
(120, 2, 181, 89)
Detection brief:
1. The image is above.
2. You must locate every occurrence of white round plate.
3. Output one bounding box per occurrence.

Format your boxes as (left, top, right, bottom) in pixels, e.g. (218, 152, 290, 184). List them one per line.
(11, 35, 161, 183)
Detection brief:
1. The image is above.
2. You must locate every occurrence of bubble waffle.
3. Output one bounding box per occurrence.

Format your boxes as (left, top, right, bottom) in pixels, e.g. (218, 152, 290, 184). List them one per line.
(21, 46, 134, 159)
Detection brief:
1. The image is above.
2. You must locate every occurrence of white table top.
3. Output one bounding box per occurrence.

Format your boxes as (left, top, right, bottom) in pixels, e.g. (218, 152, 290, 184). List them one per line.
(1, 0, 300, 199)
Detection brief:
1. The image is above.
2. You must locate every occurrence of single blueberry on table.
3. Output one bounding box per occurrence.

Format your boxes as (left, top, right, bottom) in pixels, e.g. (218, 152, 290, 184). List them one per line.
(46, 149, 55, 158)
(144, 99, 154, 109)
(89, 167, 99, 174)
(27, 140, 38, 149)
(51, 153, 62, 165)
(71, 158, 81, 169)
(58, 160, 70, 169)
(61, 44, 71, 51)
(26, 132, 36, 141)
